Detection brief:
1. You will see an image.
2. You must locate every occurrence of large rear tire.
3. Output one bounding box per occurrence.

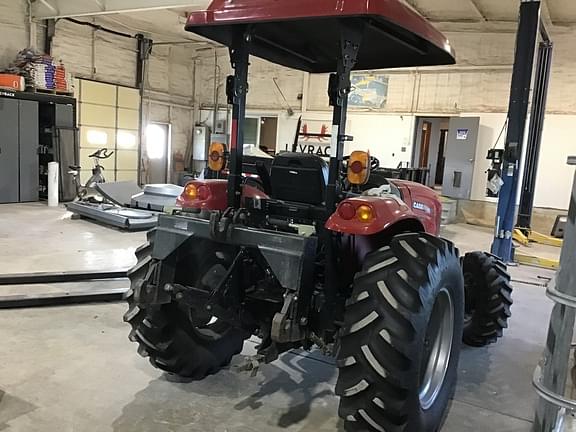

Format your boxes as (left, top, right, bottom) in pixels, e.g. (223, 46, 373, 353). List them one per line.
(462, 252, 513, 347)
(336, 233, 464, 432)
(124, 230, 247, 380)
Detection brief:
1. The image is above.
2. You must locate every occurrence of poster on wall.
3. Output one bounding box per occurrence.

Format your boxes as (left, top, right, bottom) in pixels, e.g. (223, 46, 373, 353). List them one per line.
(349, 73, 389, 108)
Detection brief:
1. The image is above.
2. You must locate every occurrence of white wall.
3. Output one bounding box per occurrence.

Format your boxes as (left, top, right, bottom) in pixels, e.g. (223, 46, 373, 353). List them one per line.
(467, 113, 507, 202)
(534, 115, 576, 209)
(0, 1, 198, 170)
(0, 0, 32, 67)
(464, 112, 576, 210)
(298, 112, 416, 168)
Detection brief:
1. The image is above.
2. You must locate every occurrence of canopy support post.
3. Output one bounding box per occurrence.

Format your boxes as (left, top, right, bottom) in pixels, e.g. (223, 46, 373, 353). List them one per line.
(326, 21, 363, 214)
(226, 26, 251, 209)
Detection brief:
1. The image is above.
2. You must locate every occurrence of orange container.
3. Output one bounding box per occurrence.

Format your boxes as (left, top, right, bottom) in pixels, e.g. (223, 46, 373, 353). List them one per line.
(0, 74, 24, 91)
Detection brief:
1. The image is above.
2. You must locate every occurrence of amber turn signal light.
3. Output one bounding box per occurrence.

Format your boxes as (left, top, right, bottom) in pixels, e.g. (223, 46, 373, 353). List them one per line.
(347, 151, 370, 185)
(183, 183, 198, 200)
(356, 204, 374, 222)
(208, 142, 227, 172)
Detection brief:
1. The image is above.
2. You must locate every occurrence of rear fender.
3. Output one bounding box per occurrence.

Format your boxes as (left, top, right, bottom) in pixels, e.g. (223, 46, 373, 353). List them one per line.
(325, 196, 424, 236)
(390, 179, 442, 235)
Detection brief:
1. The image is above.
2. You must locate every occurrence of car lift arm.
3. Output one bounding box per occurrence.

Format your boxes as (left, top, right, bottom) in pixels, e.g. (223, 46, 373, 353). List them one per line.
(517, 33, 553, 232)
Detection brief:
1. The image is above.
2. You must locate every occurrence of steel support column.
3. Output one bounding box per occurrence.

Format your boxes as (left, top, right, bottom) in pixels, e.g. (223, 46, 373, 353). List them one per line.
(491, 0, 541, 262)
(533, 158, 576, 431)
(517, 36, 553, 231)
(136, 34, 153, 90)
(137, 34, 153, 187)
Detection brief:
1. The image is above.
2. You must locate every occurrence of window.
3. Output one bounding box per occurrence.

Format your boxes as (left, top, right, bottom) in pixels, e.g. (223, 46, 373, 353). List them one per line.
(244, 117, 259, 146)
(76, 79, 140, 183)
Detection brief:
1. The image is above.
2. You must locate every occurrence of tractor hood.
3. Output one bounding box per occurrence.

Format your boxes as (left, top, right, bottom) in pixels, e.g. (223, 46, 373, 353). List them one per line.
(185, 0, 455, 73)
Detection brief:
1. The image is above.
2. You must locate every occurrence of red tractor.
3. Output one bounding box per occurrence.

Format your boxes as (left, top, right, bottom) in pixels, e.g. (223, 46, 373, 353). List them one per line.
(125, 1, 513, 430)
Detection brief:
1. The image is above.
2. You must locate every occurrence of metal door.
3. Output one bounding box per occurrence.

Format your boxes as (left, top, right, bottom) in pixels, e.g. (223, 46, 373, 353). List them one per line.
(442, 117, 480, 199)
(56, 128, 79, 202)
(19, 100, 39, 202)
(55, 103, 74, 128)
(0, 98, 20, 203)
(145, 123, 170, 184)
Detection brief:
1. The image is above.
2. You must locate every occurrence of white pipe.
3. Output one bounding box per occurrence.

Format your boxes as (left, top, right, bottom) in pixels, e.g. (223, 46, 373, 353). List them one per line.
(47, 162, 59, 207)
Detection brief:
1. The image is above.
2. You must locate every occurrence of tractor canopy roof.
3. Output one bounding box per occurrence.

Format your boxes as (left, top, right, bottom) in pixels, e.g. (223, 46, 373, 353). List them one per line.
(185, 0, 455, 73)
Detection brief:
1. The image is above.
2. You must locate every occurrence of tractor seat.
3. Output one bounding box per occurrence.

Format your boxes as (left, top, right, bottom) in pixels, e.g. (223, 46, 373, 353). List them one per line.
(270, 152, 328, 205)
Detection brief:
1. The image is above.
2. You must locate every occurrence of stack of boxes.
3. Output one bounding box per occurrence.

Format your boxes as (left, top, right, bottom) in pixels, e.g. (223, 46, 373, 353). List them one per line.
(55, 61, 69, 92)
(1, 48, 72, 94)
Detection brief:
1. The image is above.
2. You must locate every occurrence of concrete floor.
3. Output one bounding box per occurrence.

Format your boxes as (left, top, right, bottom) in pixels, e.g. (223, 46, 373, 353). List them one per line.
(0, 203, 561, 431)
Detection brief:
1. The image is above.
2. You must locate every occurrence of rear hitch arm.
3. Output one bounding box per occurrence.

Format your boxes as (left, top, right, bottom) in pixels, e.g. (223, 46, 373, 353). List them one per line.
(163, 248, 252, 330)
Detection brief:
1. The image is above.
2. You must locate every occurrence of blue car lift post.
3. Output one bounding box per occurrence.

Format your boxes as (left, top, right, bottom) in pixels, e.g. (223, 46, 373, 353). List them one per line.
(491, 0, 546, 263)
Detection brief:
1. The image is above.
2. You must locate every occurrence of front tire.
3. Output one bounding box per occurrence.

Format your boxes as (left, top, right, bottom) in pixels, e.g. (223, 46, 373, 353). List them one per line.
(124, 230, 247, 380)
(336, 233, 464, 432)
(462, 252, 513, 347)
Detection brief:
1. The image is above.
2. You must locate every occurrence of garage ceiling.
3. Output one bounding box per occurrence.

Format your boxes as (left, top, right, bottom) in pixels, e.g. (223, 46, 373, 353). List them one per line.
(405, 0, 576, 27)
(31, 0, 210, 19)
(31, 0, 576, 43)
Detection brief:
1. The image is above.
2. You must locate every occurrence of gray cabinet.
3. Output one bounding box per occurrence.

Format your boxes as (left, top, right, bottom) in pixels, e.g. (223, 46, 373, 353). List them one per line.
(19, 100, 39, 202)
(0, 99, 20, 203)
(55, 104, 74, 128)
(0, 98, 39, 203)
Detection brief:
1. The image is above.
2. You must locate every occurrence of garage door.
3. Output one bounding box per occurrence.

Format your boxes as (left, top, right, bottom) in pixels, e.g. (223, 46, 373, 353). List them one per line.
(75, 79, 140, 183)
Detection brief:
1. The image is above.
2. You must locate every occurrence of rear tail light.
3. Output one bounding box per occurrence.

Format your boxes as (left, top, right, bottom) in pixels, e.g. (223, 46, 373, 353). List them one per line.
(183, 184, 197, 200)
(337, 202, 375, 223)
(338, 202, 356, 220)
(197, 185, 211, 201)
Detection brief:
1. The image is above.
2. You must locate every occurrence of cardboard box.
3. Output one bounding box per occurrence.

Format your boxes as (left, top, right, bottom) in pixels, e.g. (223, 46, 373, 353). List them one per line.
(0, 74, 24, 91)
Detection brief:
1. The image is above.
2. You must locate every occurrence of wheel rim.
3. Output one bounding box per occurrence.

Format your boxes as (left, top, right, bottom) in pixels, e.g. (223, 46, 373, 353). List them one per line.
(419, 288, 455, 410)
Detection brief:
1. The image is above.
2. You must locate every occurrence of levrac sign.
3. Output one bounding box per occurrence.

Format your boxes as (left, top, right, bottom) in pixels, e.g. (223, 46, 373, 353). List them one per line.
(283, 121, 332, 157)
